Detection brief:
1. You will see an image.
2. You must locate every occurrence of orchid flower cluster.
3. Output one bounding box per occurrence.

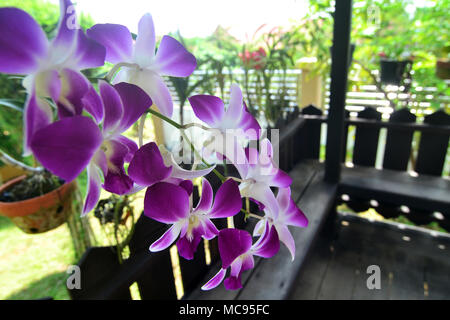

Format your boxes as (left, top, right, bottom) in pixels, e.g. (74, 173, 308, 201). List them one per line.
(0, 0, 308, 291)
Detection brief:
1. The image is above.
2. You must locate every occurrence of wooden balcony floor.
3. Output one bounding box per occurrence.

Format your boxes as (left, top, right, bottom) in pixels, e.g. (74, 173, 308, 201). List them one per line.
(290, 212, 450, 300)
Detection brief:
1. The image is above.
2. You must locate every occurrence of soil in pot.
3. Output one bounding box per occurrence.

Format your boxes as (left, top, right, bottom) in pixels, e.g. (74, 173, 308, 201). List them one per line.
(0, 170, 78, 234)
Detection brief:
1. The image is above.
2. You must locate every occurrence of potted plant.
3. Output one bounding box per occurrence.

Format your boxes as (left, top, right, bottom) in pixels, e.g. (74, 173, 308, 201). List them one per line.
(378, 51, 414, 86)
(0, 151, 79, 233)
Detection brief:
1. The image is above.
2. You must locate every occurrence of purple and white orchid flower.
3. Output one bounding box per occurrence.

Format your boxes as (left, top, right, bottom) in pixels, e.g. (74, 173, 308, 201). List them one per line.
(87, 13, 196, 117)
(0, 0, 105, 154)
(188, 84, 260, 164)
(202, 224, 279, 291)
(254, 187, 308, 260)
(233, 138, 292, 215)
(144, 179, 242, 260)
(30, 81, 152, 214)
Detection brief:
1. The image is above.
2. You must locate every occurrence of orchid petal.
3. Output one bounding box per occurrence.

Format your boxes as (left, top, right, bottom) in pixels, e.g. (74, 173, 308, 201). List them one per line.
(201, 218, 219, 240)
(218, 228, 252, 269)
(99, 80, 123, 134)
(201, 268, 226, 291)
(35, 70, 61, 102)
(30, 116, 102, 181)
(150, 222, 183, 252)
(286, 201, 308, 228)
(51, 0, 77, 55)
(277, 187, 291, 213)
(87, 23, 133, 64)
(126, 69, 173, 117)
(241, 182, 278, 217)
(271, 168, 292, 188)
(23, 93, 53, 155)
(188, 95, 224, 128)
(152, 35, 197, 77)
(0, 8, 48, 73)
(82, 163, 102, 215)
(144, 182, 190, 223)
(195, 179, 213, 212)
(82, 85, 104, 124)
(57, 68, 90, 118)
(276, 224, 296, 261)
(209, 179, 242, 218)
(252, 223, 280, 258)
(73, 29, 106, 69)
(114, 82, 152, 133)
(102, 140, 133, 195)
(176, 232, 203, 260)
(224, 275, 243, 290)
(238, 101, 261, 140)
(133, 13, 156, 67)
(114, 135, 138, 163)
(128, 142, 172, 187)
(225, 84, 244, 121)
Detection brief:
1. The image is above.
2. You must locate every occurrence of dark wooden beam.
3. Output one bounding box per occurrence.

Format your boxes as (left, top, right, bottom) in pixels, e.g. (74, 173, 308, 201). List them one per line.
(324, 0, 353, 183)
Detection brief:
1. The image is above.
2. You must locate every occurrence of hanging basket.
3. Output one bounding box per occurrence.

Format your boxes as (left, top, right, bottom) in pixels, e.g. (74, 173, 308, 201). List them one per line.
(0, 175, 78, 234)
(379, 59, 412, 86)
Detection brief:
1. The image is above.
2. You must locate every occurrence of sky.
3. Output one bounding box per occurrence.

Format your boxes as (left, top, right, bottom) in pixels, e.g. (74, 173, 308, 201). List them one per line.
(49, 0, 309, 41)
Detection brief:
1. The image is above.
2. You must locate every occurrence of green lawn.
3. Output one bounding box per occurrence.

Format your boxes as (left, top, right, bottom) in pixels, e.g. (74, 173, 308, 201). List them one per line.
(0, 215, 75, 300)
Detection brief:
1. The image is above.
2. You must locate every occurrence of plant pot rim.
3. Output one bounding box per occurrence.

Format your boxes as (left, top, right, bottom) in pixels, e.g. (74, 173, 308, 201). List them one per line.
(380, 58, 413, 63)
(0, 175, 77, 217)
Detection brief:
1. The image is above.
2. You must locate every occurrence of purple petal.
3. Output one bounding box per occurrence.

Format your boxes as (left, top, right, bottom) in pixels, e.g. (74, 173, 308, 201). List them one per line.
(102, 140, 134, 195)
(82, 85, 104, 124)
(238, 102, 261, 140)
(201, 268, 227, 291)
(201, 218, 219, 240)
(286, 200, 308, 228)
(195, 179, 213, 212)
(176, 232, 203, 260)
(150, 223, 183, 252)
(73, 29, 106, 69)
(57, 68, 90, 118)
(0, 7, 48, 74)
(30, 116, 102, 181)
(99, 80, 123, 134)
(188, 95, 224, 128)
(114, 135, 138, 163)
(129, 69, 173, 118)
(209, 179, 242, 218)
(218, 228, 252, 269)
(224, 275, 243, 290)
(113, 82, 152, 133)
(144, 182, 190, 224)
(251, 223, 280, 258)
(82, 164, 102, 215)
(51, 0, 77, 52)
(178, 179, 194, 195)
(87, 23, 133, 64)
(152, 35, 197, 77)
(276, 224, 296, 261)
(133, 13, 156, 67)
(23, 92, 53, 155)
(128, 142, 172, 187)
(271, 168, 292, 188)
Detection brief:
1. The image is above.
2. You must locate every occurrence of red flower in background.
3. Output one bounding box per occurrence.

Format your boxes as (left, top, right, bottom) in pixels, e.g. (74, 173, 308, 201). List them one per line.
(239, 47, 266, 69)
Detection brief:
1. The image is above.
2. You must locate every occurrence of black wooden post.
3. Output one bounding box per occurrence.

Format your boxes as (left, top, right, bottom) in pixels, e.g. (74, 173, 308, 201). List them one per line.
(324, 0, 353, 183)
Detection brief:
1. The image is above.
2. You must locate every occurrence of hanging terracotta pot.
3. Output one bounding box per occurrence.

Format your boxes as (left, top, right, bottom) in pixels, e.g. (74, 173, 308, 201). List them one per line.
(436, 59, 450, 80)
(0, 175, 78, 234)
